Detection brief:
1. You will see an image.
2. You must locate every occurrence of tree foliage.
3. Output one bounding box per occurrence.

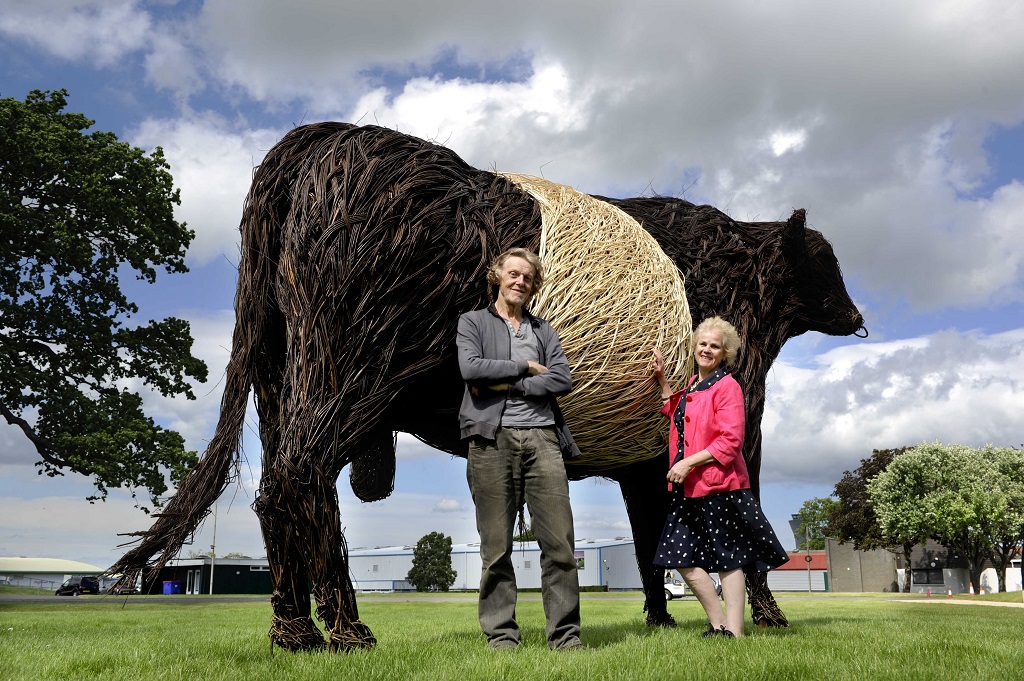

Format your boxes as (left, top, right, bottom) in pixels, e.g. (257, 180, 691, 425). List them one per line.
(828, 447, 917, 591)
(981, 445, 1024, 592)
(793, 497, 837, 550)
(827, 448, 907, 550)
(0, 89, 207, 510)
(512, 525, 537, 542)
(868, 442, 1010, 590)
(406, 531, 457, 592)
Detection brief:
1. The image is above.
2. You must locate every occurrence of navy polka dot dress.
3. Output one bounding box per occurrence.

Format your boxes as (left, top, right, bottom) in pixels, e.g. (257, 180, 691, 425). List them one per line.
(654, 488, 789, 573)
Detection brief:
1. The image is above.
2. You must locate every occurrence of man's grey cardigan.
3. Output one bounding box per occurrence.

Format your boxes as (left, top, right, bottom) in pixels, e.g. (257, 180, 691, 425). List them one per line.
(456, 304, 582, 459)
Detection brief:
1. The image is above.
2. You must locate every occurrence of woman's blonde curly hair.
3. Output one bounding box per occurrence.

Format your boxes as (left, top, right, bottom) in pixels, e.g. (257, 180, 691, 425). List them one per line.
(693, 316, 742, 367)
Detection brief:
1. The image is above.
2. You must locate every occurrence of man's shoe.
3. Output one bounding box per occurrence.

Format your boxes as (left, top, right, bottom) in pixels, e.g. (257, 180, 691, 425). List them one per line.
(553, 637, 587, 651)
(489, 639, 519, 650)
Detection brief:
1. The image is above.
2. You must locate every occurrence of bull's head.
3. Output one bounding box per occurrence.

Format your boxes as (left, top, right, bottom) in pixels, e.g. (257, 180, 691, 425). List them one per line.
(783, 209, 867, 339)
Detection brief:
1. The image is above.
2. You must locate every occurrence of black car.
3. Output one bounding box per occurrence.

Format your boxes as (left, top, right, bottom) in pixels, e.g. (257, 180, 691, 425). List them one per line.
(55, 575, 100, 596)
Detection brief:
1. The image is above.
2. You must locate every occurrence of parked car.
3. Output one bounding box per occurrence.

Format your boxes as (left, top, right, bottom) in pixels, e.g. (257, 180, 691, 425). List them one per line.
(108, 579, 139, 595)
(55, 575, 100, 596)
(663, 575, 722, 600)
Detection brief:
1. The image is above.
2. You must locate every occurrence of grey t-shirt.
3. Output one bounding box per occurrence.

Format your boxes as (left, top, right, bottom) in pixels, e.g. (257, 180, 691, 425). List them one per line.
(501, 317, 555, 427)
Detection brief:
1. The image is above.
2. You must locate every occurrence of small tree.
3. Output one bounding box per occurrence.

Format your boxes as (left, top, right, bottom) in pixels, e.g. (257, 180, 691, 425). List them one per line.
(513, 525, 537, 542)
(793, 497, 837, 550)
(406, 531, 457, 592)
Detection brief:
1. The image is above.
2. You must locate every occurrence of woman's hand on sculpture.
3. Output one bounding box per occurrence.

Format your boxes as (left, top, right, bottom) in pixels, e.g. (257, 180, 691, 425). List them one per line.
(652, 348, 665, 378)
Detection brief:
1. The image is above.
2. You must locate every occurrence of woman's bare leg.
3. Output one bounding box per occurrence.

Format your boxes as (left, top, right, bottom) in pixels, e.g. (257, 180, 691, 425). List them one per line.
(680, 567, 726, 629)
(720, 568, 746, 637)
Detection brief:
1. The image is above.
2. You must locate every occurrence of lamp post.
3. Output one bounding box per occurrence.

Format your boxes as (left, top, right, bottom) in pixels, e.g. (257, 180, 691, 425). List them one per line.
(806, 522, 812, 592)
(209, 502, 217, 595)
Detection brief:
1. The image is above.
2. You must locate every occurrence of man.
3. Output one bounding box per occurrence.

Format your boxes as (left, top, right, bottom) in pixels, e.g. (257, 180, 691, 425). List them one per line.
(456, 247, 583, 651)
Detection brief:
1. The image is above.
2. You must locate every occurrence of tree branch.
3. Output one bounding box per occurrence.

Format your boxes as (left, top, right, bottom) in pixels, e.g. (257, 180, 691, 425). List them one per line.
(0, 399, 69, 470)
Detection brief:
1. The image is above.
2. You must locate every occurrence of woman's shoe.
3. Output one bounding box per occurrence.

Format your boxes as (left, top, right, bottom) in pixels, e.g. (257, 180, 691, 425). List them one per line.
(701, 622, 718, 638)
(717, 625, 735, 639)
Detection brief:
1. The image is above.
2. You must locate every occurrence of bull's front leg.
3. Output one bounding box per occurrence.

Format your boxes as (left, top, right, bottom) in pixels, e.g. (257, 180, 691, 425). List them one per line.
(747, 571, 789, 628)
(613, 457, 675, 627)
(741, 428, 789, 628)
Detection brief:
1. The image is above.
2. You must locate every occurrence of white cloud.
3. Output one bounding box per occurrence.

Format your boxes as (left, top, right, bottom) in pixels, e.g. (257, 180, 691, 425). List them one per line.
(761, 327, 1024, 485)
(433, 498, 463, 513)
(769, 129, 807, 157)
(129, 114, 283, 264)
(0, 0, 151, 67)
(146, 0, 1024, 311)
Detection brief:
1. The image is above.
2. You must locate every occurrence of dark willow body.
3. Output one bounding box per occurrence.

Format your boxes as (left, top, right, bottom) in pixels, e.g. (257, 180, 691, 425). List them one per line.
(111, 122, 864, 650)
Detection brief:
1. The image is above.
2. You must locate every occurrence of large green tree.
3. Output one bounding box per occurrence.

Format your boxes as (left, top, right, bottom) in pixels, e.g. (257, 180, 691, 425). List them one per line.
(868, 443, 1005, 591)
(982, 445, 1024, 592)
(0, 89, 207, 510)
(406, 531, 457, 592)
(793, 496, 838, 550)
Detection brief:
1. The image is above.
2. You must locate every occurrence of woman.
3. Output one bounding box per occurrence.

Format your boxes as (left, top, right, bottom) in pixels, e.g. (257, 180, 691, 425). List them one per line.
(651, 317, 788, 638)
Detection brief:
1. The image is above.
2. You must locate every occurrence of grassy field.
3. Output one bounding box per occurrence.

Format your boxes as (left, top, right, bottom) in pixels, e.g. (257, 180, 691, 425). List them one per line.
(1, 590, 1021, 680)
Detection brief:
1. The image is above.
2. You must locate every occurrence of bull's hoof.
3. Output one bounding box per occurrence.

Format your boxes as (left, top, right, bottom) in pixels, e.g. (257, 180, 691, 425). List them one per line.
(751, 607, 790, 628)
(269, 615, 327, 652)
(747, 571, 789, 629)
(327, 620, 377, 652)
(645, 610, 677, 628)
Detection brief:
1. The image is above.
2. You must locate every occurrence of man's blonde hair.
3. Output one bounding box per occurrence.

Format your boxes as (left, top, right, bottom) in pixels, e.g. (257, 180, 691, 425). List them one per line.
(486, 248, 544, 303)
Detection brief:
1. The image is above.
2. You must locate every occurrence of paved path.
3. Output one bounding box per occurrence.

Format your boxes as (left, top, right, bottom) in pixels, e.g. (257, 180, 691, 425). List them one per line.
(890, 598, 1024, 608)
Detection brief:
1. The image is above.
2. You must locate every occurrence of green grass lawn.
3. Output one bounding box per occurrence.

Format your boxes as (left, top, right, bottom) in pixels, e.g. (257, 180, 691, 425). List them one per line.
(1, 591, 1021, 680)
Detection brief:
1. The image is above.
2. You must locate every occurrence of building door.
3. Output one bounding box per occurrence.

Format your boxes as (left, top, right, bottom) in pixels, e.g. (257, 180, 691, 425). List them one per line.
(186, 568, 202, 595)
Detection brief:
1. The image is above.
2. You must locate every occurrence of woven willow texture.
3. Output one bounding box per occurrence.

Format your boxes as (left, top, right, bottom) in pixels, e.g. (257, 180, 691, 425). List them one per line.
(502, 173, 692, 471)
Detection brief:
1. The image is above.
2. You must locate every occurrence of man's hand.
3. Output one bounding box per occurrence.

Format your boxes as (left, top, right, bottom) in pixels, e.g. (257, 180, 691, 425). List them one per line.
(527, 361, 548, 376)
(471, 383, 510, 396)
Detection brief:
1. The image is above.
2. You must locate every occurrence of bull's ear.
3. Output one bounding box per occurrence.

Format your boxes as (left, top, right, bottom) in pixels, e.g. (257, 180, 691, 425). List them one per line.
(787, 209, 807, 241)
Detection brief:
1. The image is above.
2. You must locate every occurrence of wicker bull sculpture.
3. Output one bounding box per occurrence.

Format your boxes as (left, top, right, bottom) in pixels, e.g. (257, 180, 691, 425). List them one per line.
(111, 122, 865, 651)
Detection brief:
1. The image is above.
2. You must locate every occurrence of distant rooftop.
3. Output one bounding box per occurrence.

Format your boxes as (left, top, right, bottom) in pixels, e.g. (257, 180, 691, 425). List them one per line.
(0, 557, 104, 574)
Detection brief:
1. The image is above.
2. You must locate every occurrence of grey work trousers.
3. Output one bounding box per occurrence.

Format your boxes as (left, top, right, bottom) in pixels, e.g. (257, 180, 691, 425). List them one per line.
(466, 426, 581, 649)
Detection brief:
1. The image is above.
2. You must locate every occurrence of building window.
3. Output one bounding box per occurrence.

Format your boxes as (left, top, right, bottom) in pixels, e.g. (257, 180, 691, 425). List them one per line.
(372, 565, 378, 572)
(911, 569, 944, 585)
(524, 560, 532, 569)
(249, 565, 269, 572)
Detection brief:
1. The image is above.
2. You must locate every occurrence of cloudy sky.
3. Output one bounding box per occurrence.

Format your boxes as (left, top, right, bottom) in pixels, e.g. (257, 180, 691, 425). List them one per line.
(2, 0, 1023, 570)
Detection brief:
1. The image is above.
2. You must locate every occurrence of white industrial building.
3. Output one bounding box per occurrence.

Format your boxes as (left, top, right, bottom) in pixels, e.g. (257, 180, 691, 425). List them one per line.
(0, 557, 105, 591)
(349, 540, 830, 593)
(350, 538, 642, 591)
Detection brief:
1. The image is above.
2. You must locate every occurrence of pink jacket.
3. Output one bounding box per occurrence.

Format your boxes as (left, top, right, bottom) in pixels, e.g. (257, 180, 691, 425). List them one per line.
(661, 373, 748, 497)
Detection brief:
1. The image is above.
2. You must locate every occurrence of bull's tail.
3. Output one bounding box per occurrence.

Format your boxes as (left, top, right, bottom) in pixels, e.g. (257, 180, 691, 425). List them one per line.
(109, 122, 357, 582)
(108, 341, 252, 578)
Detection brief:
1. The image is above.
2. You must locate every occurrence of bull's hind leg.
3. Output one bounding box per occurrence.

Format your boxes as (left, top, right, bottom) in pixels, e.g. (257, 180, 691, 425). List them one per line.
(254, 474, 327, 652)
(256, 464, 375, 652)
(294, 471, 375, 651)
